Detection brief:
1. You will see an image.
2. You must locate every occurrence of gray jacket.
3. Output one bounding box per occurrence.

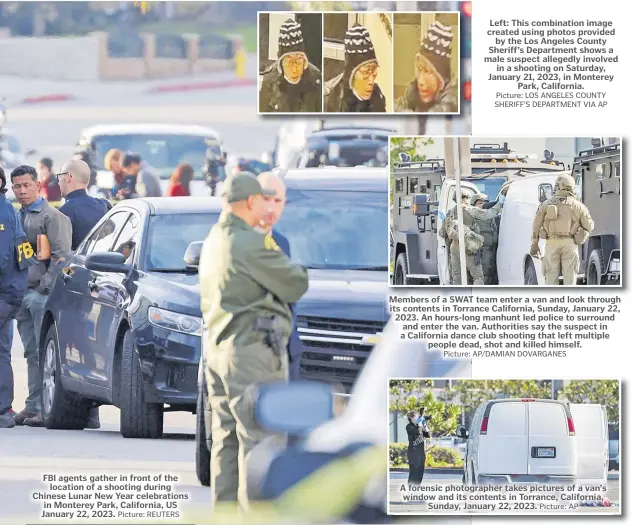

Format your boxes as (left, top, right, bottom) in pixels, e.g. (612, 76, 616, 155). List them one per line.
(137, 162, 162, 198)
(20, 198, 72, 294)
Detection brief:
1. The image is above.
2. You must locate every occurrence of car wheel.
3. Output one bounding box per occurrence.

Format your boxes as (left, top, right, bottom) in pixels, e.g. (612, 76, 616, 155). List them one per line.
(395, 253, 409, 285)
(195, 371, 211, 486)
(587, 249, 604, 285)
(524, 259, 538, 285)
(119, 330, 164, 439)
(40, 324, 91, 430)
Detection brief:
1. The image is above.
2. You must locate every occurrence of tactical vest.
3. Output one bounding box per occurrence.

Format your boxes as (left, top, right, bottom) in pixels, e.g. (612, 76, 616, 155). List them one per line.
(476, 218, 495, 247)
(542, 197, 580, 238)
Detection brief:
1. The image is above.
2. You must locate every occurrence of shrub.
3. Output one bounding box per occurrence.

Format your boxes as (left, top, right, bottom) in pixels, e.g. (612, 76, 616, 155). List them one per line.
(389, 443, 463, 469)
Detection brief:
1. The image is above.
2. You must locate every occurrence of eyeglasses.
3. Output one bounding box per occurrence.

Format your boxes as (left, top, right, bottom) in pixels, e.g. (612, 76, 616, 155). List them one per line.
(56, 172, 70, 179)
(356, 65, 379, 80)
(282, 56, 305, 68)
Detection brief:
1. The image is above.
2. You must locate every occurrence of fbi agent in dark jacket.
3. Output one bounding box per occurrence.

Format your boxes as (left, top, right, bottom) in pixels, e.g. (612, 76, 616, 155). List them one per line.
(324, 24, 386, 113)
(0, 166, 36, 428)
(259, 18, 322, 113)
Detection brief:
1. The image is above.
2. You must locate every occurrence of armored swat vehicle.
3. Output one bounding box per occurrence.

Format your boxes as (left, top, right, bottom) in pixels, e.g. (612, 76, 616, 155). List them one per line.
(390, 143, 567, 285)
(572, 141, 621, 285)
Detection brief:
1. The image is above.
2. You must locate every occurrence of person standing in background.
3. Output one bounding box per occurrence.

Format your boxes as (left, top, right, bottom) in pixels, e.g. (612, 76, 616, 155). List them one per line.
(36, 158, 61, 202)
(105, 149, 125, 195)
(166, 164, 194, 197)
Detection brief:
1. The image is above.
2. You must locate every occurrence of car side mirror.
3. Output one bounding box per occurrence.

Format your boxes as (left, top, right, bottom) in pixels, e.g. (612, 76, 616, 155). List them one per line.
(457, 425, 469, 439)
(413, 193, 431, 216)
(85, 251, 131, 273)
(253, 380, 334, 436)
(184, 241, 203, 269)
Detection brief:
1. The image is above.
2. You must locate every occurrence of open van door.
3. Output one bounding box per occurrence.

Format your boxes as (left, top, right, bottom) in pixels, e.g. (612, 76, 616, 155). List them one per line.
(436, 179, 479, 284)
(570, 404, 609, 483)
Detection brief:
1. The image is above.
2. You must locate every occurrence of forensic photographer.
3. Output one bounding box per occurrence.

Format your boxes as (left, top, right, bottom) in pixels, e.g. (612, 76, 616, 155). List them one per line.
(406, 408, 431, 485)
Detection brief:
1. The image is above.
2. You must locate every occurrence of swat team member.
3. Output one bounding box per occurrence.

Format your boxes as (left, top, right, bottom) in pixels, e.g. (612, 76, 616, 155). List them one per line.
(406, 409, 430, 485)
(202, 141, 226, 197)
(324, 25, 386, 113)
(531, 173, 594, 285)
(446, 192, 504, 286)
(199, 173, 309, 509)
(259, 18, 322, 113)
(470, 193, 498, 285)
(0, 167, 36, 428)
(439, 194, 468, 285)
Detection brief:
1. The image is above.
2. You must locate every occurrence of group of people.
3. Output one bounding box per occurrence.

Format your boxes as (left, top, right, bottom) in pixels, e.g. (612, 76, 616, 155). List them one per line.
(440, 191, 505, 286)
(0, 160, 111, 428)
(259, 17, 457, 114)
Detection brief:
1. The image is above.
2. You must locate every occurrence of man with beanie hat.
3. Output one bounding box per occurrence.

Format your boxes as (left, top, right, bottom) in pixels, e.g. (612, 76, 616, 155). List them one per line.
(259, 18, 322, 113)
(395, 19, 458, 113)
(324, 24, 386, 113)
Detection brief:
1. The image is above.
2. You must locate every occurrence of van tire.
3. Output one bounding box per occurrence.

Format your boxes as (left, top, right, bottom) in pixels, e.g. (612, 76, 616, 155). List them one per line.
(586, 249, 604, 285)
(394, 253, 409, 285)
(119, 330, 164, 439)
(524, 259, 538, 285)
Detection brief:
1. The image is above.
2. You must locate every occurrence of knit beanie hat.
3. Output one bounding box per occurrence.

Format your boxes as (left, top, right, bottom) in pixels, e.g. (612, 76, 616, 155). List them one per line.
(277, 18, 306, 61)
(344, 25, 378, 89)
(418, 20, 453, 90)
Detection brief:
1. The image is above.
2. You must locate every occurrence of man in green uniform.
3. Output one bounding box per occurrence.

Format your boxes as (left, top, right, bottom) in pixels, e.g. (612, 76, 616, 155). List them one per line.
(199, 173, 309, 509)
(531, 173, 594, 285)
(446, 192, 504, 285)
(439, 194, 468, 285)
(470, 193, 498, 285)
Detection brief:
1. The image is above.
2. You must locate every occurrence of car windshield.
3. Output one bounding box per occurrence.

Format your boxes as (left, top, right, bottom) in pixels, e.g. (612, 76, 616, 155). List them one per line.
(469, 177, 506, 201)
(301, 140, 388, 168)
(275, 190, 388, 270)
(144, 213, 219, 271)
(91, 133, 219, 179)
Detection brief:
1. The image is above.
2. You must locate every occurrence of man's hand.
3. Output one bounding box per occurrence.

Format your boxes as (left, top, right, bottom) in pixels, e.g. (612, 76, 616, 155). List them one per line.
(530, 242, 541, 258)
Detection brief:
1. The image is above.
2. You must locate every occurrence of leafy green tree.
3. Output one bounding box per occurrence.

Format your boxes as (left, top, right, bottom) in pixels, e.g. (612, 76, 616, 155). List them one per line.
(389, 136, 434, 174)
(559, 380, 620, 429)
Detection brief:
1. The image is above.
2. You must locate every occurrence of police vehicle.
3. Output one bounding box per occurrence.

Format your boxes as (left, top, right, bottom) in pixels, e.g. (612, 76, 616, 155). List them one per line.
(390, 143, 567, 285)
(572, 140, 621, 285)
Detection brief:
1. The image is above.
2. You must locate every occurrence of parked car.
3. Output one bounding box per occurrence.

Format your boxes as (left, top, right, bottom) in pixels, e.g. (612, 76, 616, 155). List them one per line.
(75, 123, 227, 197)
(458, 399, 608, 485)
(0, 128, 37, 201)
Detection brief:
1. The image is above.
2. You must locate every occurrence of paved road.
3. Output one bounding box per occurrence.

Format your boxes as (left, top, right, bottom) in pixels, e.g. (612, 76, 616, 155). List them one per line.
(1, 323, 207, 524)
(388, 472, 620, 515)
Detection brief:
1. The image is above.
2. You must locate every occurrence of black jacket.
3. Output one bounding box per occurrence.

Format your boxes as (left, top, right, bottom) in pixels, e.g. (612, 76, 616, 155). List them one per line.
(324, 73, 386, 113)
(59, 189, 112, 250)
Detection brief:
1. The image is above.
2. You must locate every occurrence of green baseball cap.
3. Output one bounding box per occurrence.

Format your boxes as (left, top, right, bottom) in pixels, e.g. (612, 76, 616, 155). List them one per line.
(222, 172, 275, 203)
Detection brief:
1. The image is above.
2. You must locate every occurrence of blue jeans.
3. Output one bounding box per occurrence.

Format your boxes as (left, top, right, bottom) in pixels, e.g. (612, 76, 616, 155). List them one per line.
(0, 302, 19, 414)
(15, 289, 47, 413)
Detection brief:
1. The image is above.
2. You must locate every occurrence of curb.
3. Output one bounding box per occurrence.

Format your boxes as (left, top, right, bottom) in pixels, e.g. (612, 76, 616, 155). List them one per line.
(391, 468, 463, 475)
(21, 94, 76, 105)
(148, 78, 257, 93)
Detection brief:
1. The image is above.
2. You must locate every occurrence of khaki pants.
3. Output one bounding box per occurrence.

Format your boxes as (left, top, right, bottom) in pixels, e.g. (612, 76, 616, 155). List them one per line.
(450, 246, 484, 285)
(205, 337, 289, 510)
(543, 237, 579, 285)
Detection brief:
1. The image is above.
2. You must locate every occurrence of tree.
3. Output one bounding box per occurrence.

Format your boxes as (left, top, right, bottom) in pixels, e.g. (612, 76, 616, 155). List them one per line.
(389, 136, 434, 174)
(289, 1, 353, 11)
(389, 380, 460, 438)
(560, 380, 620, 429)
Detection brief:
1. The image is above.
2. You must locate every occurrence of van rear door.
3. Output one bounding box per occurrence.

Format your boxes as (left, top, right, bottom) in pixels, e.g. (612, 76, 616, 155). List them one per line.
(480, 402, 528, 475)
(527, 402, 574, 476)
(570, 403, 608, 482)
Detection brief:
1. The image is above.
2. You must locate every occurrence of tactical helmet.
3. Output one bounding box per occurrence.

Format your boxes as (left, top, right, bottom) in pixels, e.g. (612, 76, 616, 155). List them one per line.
(555, 174, 575, 192)
(470, 192, 488, 206)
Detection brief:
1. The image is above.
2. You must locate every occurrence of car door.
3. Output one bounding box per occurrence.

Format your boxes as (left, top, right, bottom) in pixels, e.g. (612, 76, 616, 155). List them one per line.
(86, 211, 142, 395)
(570, 404, 609, 482)
(436, 180, 478, 284)
(527, 402, 573, 477)
(69, 211, 132, 386)
(480, 402, 528, 477)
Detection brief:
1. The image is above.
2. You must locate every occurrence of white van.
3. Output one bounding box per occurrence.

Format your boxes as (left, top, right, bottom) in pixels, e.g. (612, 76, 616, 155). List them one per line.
(460, 398, 609, 485)
(436, 172, 578, 285)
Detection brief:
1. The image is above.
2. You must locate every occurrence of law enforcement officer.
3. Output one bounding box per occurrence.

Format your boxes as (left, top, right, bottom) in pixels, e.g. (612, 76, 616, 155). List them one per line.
(439, 194, 468, 284)
(531, 173, 594, 285)
(445, 192, 504, 285)
(394, 20, 458, 114)
(470, 193, 498, 285)
(256, 171, 304, 380)
(259, 18, 322, 113)
(406, 409, 430, 485)
(199, 173, 309, 509)
(324, 24, 386, 113)
(0, 166, 36, 428)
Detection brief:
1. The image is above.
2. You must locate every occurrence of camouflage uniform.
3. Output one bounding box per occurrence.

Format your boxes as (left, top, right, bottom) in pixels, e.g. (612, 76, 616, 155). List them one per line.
(259, 62, 322, 113)
(446, 201, 503, 285)
(199, 174, 309, 508)
(470, 193, 498, 285)
(531, 174, 594, 285)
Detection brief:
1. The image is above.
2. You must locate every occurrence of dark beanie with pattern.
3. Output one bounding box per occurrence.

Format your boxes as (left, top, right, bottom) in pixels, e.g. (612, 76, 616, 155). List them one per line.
(418, 20, 453, 89)
(344, 24, 378, 87)
(277, 18, 306, 60)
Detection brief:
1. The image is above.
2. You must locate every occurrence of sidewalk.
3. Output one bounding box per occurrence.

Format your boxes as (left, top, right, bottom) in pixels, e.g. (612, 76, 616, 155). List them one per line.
(0, 53, 257, 105)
